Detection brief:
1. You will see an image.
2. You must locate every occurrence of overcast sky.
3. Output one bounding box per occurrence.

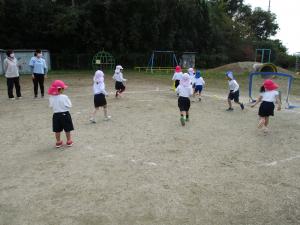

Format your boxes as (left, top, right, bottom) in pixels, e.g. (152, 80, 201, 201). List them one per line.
(244, 0, 300, 55)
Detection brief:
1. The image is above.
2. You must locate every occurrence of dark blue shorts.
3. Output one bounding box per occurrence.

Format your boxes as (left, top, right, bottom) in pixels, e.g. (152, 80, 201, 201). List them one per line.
(194, 85, 203, 93)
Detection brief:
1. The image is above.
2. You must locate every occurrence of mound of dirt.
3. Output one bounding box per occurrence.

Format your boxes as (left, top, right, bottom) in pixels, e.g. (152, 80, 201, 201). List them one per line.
(207, 61, 295, 76)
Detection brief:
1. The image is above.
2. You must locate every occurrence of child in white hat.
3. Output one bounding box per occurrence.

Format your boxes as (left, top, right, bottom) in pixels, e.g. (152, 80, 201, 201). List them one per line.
(90, 70, 111, 123)
(176, 73, 193, 126)
(226, 71, 244, 111)
(113, 65, 127, 98)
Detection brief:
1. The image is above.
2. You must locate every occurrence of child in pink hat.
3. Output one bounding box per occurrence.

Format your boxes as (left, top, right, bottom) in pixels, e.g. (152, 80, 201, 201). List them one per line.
(251, 79, 281, 133)
(48, 80, 74, 148)
(176, 73, 193, 126)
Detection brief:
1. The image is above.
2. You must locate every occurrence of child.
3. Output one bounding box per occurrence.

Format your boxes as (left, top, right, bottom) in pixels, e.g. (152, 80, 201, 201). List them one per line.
(226, 71, 244, 111)
(113, 65, 127, 98)
(172, 66, 183, 89)
(193, 70, 205, 101)
(251, 79, 281, 133)
(90, 70, 111, 123)
(176, 73, 193, 126)
(188, 68, 195, 85)
(48, 80, 74, 148)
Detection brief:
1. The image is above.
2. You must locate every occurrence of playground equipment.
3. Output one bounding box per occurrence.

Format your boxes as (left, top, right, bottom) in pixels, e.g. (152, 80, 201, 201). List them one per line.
(248, 71, 299, 109)
(255, 48, 271, 63)
(92, 50, 115, 70)
(145, 50, 178, 73)
(253, 63, 277, 72)
(180, 52, 196, 69)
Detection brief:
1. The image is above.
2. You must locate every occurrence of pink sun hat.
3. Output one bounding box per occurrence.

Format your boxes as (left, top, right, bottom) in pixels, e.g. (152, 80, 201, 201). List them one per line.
(175, 65, 182, 73)
(94, 70, 104, 83)
(48, 80, 68, 95)
(180, 73, 191, 87)
(263, 79, 279, 91)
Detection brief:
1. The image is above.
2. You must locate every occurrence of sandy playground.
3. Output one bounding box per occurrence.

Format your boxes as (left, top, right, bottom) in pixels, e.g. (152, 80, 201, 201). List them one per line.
(0, 72, 300, 225)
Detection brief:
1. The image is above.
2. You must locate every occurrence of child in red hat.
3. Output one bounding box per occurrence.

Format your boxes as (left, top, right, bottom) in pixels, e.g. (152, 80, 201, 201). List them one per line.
(48, 80, 74, 148)
(251, 79, 281, 133)
(172, 66, 183, 89)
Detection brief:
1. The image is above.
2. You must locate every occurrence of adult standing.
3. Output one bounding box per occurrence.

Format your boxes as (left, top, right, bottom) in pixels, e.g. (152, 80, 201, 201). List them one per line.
(29, 49, 48, 98)
(3, 50, 22, 100)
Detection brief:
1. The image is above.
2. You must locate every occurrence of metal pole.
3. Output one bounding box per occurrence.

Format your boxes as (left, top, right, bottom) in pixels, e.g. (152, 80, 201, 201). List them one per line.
(268, 0, 271, 12)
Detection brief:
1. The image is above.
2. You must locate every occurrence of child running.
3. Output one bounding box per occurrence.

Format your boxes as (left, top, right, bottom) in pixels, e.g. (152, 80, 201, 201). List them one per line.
(176, 73, 193, 126)
(48, 80, 74, 148)
(90, 70, 111, 123)
(251, 79, 281, 133)
(193, 70, 205, 101)
(113, 65, 127, 98)
(226, 71, 244, 111)
(172, 66, 183, 89)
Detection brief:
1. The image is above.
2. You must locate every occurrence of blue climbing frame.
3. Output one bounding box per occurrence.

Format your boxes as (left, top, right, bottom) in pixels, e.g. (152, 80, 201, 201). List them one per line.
(248, 72, 299, 109)
(147, 50, 178, 73)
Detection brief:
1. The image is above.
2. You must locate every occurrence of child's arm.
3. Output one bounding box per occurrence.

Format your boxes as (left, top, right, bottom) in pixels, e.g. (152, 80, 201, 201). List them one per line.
(201, 77, 205, 85)
(49, 97, 53, 108)
(120, 73, 127, 82)
(251, 96, 262, 108)
(65, 96, 72, 108)
(276, 95, 281, 111)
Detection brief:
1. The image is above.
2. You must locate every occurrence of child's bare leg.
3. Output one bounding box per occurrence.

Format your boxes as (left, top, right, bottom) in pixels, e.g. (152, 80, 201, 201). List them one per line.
(55, 132, 61, 142)
(180, 111, 186, 126)
(228, 99, 232, 108)
(103, 105, 108, 118)
(265, 117, 269, 127)
(258, 117, 265, 128)
(91, 107, 99, 118)
(65, 132, 71, 142)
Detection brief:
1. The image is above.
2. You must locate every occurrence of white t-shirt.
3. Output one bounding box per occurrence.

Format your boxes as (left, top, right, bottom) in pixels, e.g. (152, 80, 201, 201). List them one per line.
(172, 72, 183, 81)
(49, 94, 72, 113)
(93, 82, 107, 95)
(194, 77, 205, 86)
(260, 90, 279, 102)
(176, 85, 193, 97)
(113, 72, 126, 82)
(228, 80, 239, 92)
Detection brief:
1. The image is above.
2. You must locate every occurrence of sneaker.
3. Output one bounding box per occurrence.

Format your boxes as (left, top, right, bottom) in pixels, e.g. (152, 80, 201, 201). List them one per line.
(226, 108, 234, 111)
(56, 141, 63, 148)
(41, 95, 44, 99)
(17, 96, 22, 99)
(34, 96, 38, 99)
(180, 117, 185, 126)
(104, 116, 111, 121)
(240, 103, 244, 110)
(89, 118, 96, 123)
(9, 97, 15, 100)
(66, 140, 73, 147)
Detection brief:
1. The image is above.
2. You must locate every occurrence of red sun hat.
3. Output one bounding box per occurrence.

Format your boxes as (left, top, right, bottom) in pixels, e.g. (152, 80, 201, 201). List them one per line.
(48, 80, 68, 95)
(263, 79, 279, 91)
(175, 65, 182, 73)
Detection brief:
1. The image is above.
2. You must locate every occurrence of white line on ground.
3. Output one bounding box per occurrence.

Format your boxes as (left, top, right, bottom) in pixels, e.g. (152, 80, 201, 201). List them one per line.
(261, 155, 300, 167)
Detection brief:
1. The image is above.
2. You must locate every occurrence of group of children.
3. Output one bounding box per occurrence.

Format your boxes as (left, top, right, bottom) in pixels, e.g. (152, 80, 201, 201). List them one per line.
(48, 65, 127, 148)
(172, 66, 281, 131)
(48, 65, 281, 147)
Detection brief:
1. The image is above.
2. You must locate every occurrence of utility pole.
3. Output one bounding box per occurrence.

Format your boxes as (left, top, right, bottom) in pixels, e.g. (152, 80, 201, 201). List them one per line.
(268, 0, 271, 12)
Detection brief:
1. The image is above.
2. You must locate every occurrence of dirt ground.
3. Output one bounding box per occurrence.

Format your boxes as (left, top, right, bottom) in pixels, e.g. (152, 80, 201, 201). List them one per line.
(0, 72, 300, 225)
